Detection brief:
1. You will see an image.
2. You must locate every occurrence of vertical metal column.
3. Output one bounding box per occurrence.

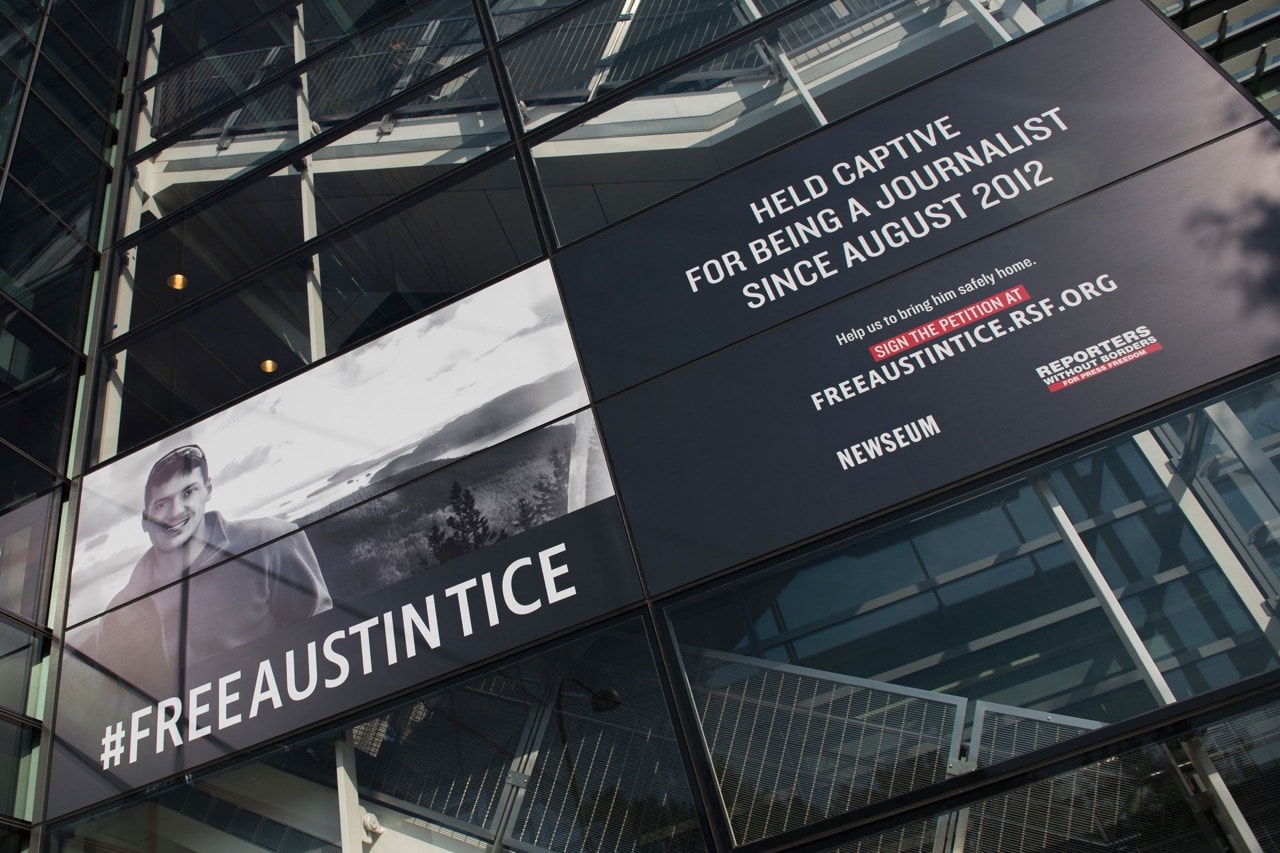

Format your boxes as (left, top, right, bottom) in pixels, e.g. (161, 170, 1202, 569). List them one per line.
(294, 4, 327, 363)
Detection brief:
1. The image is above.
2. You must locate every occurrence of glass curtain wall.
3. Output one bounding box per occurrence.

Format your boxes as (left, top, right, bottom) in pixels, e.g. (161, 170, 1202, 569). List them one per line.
(663, 374, 1280, 850)
(0, 0, 130, 848)
(95, 0, 1067, 463)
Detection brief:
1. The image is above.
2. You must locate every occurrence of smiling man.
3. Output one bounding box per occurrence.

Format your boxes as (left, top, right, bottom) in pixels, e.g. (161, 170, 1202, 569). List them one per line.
(94, 445, 333, 696)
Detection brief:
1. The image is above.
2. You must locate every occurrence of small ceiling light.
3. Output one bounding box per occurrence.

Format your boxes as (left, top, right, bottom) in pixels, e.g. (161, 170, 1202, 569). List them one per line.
(167, 273, 188, 290)
(260, 359, 279, 373)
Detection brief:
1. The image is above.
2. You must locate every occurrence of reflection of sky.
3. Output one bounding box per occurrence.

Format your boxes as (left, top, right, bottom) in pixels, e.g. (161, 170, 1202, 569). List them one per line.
(70, 262, 585, 624)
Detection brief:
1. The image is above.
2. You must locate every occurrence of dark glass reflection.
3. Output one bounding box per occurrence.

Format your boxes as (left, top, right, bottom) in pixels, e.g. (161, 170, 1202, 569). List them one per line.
(313, 58, 508, 233)
(0, 620, 36, 715)
(0, 492, 56, 620)
(0, 716, 35, 820)
(317, 155, 540, 353)
(104, 271, 310, 457)
(0, 365, 73, 472)
(0, 241, 93, 344)
(120, 170, 302, 334)
(350, 619, 709, 852)
(0, 15, 34, 77)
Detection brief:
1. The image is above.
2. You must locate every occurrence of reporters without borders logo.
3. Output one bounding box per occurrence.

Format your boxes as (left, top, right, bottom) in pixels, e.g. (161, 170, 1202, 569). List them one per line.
(1036, 325, 1162, 392)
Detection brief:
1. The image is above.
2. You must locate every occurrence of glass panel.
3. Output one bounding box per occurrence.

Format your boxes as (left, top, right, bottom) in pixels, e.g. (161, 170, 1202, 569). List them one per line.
(30, 59, 112, 152)
(59, 0, 133, 51)
(146, 68, 297, 146)
(502, 0, 752, 130)
(0, 241, 92, 345)
(530, 6, 833, 244)
(0, 716, 35, 820)
(1, 0, 42, 40)
(147, 2, 291, 83)
(317, 154, 541, 353)
(313, 58, 508, 234)
(113, 168, 302, 337)
(0, 620, 36, 715)
(0, 366, 72, 472)
(0, 16, 34, 78)
(305, 0, 483, 125)
(353, 619, 709, 852)
(102, 268, 310, 457)
(129, 0, 486, 240)
(41, 16, 121, 104)
(50, 737, 343, 851)
(4, 92, 107, 229)
(0, 61, 23, 156)
(143, 0, 481, 144)
(0, 301, 77, 394)
(0, 492, 55, 621)
(0, 440, 60, 514)
(487, 0, 596, 39)
(1, 167, 102, 245)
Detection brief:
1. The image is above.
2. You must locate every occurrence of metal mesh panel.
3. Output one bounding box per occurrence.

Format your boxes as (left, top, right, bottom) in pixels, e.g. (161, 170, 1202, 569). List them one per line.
(965, 705, 1210, 852)
(355, 673, 537, 832)
(1198, 701, 1280, 850)
(507, 666, 708, 853)
(684, 650, 962, 846)
(502, 0, 626, 101)
(152, 46, 293, 137)
(603, 0, 743, 85)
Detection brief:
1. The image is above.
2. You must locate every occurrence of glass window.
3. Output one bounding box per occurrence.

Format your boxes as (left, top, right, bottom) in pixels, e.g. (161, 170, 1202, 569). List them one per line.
(313, 57, 509, 234)
(0, 619, 39, 716)
(0, 365, 74, 473)
(316, 154, 541, 353)
(40, 15, 122, 107)
(351, 618, 709, 852)
(0, 16, 34, 78)
(0, 443, 59, 515)
(530, 4, 834, 244)
(112, 168, 303, 337)
(487, 0, 597, 39)
(146, 2, 292, 82)
(0, 492, 56, 622)
(58, 0, 133, 52)
(664, 387, 1280, 845)
(0, 716, 35, 821)
(0, 218, 93, 345)
(0, 242, 93, 345)
(100, 266, 310, 457)
(1, 1, 42, 41)
(4, 92, 108, 228)
(50, 735, 343, 850)
(29, 58, 113, 153)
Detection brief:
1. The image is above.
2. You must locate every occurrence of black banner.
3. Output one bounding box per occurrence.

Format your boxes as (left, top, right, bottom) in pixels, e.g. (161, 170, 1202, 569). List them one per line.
(596, 124, 1280, 594)
(557, 0, 1265, 398)
(49, 498, 641, 818)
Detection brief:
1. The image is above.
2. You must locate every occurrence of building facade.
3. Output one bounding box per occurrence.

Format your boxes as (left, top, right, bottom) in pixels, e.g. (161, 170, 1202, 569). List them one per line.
(2, 0, 1280, 849)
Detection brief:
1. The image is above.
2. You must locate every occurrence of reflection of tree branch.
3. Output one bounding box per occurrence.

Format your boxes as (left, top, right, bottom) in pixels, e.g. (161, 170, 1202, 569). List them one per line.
(1189, 194, 1280, 341)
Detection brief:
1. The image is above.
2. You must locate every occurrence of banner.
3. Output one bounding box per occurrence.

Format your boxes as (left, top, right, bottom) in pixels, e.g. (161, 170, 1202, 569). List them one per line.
(595, 124, 1280, 593)
(556, 0, 1265, 398)
(51, 263, 644, 817)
